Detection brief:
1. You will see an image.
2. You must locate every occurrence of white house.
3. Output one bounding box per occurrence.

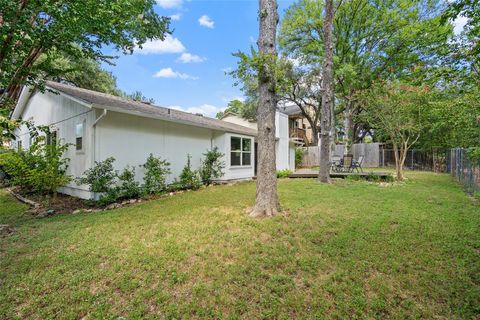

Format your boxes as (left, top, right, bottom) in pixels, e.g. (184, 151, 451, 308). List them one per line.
(220, 111, 296, 171)
(12, 81, 295, 199)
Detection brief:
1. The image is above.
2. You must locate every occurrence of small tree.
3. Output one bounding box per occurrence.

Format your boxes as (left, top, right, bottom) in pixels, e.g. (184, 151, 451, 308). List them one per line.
(141, 154, 171, 194)
(178, 154, 202, 190)
(358, 81, 431, 180)
(117, 166, 142, 199)
(199, 147, 225, 185)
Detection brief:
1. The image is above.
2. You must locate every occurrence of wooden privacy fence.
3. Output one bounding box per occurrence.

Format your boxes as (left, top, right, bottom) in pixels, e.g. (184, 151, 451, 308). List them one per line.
(301, 143, 380, 167)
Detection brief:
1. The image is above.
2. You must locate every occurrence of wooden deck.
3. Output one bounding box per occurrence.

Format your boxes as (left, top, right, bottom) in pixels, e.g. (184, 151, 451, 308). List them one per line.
(289, 170, 392, 179)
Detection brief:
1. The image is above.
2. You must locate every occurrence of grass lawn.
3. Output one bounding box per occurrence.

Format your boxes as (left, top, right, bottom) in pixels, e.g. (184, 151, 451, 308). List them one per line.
(1, 172, 479, 319)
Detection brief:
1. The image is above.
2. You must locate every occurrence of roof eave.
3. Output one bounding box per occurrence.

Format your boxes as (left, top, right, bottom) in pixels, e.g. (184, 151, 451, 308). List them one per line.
(91, 104, 257, 137)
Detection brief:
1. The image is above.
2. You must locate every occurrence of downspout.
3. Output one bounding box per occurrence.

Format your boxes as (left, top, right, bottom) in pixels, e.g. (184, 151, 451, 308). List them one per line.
(91, 108, 107, 165)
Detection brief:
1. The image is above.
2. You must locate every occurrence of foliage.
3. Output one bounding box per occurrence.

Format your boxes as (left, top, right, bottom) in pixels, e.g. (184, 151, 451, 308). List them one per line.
(176, 154, 202, 190)
(466, 147, 480, 162)
(117, 166, 142, 199)
(278, 0, 452, 143)
(37, 51, 122, 96)
(76, 157, 117, 194)
(199, 147, 225, 185)
(356, 81, 432, 180)
(277, 169, 293, 178)
(0, 0, 170, 106)
(0, 109, 22, 147)
(295, 148, 305, 168)
(0, 127, 71, 195)
(141, 154, 171, 194)
(123, 91, 155, 104)
(215, 99, 255, 120)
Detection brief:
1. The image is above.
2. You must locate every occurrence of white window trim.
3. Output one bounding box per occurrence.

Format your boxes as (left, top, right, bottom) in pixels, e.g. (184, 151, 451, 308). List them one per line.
(75, 120, 86, 154)
(229, 135, 253, 168)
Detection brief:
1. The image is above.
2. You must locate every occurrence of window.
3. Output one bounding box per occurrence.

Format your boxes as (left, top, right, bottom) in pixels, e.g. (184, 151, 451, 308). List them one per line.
(230, 136, 252, 166)
(17, 140, 22, 150)
(75, 122, 84, 151)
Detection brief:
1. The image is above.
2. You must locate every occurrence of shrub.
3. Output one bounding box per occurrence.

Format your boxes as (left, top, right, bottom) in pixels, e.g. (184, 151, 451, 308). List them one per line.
(0, 130, 71, 196)
(277, 169, 293, 178)
(76, 157, 117, 193)
(141, 153, 171, 194)
(117, 166, 142, 199)
(26, 135, 72, 195)
(295, 148, 305, 168)
(199, 147, 225, 185)
(178, 154, 202, 190)
(345, 174, 362, 181)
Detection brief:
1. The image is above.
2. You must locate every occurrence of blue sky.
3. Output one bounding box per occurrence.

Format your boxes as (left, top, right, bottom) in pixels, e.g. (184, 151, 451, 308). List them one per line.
(103, 0, 467, 118)
(102, 0, 296, 117)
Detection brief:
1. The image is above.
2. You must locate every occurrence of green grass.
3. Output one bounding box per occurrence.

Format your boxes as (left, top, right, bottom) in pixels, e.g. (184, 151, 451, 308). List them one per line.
(1, 172, 479, 319)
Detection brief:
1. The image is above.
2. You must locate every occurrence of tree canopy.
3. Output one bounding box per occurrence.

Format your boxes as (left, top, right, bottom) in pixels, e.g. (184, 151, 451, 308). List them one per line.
(0, 0, 170, 108)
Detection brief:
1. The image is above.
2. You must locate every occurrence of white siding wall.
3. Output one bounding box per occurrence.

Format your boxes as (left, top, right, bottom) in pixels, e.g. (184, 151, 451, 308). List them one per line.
(95, 111, 255, 186)
(275, 112, 291, 170)
(222, 133, 255, 180)
(14, 91, 95, 198)
(221, 114, 257, 130)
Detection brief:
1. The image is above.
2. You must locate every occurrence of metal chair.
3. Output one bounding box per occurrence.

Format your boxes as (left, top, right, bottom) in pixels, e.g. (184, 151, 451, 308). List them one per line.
(330, 155, 341, 172)
(352, 155, 364, 173)
(342, 155, 354, 173)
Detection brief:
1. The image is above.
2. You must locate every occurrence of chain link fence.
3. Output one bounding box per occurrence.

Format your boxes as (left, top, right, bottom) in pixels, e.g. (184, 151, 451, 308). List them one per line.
(446, 148, 480, 196)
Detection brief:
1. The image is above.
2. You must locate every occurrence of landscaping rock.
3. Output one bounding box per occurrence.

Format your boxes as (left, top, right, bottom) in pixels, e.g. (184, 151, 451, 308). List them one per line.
(105, 203, 122, 210)
(0, 224, 14, 236)
(72, 209, 82, 214)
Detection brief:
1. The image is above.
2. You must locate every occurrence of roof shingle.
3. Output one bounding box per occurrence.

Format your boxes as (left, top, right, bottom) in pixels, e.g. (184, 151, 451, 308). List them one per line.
(46, 81, 257, 136)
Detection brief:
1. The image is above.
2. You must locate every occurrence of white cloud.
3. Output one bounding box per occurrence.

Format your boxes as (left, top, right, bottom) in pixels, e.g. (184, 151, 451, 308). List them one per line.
(156, 0, 183, 9)
(177, 52, 206, 63)
(169, 13, 181, 21)
(453, 16, 468, 35)
(170, 104, 224, 117)
(198, 15, 215, 29)
(135, 35, 185, 54)
(153, 67, 198, 80)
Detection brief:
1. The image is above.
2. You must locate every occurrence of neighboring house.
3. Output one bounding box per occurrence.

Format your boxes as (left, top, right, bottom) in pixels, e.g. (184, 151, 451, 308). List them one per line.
(220, 111, 297, 172)
(11, 81, 294, 200)
(277, 102, 317, 146)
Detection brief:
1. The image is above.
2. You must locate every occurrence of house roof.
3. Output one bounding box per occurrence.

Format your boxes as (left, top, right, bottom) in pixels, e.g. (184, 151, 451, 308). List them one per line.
(277, 102, 302, 116)
(43, 81, 257, 136)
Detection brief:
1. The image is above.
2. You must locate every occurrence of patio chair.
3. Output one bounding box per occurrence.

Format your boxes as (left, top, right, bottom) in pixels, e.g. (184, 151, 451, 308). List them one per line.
(342, 155, 354, 173)
(330, 155, 341, 172)
(352, 155, 364, 173)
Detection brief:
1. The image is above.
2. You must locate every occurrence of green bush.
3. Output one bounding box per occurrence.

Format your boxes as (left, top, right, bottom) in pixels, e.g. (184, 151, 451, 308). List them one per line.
(277, 169, 293, 178)
(0, 130, 71, 196)
(199, 147, 225, 185)
(141, 153, 171, 194)
(295, 148, 305, 168)
(177, 154, 202, 190)
(117, 166, 142, 199)
(345, 174, 362, 181)
(76, 157, 117, 193)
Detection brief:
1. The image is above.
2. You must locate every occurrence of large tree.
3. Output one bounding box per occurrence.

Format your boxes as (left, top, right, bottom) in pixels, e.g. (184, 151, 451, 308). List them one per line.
(248, 0, 280, 218)
(318, 0, 334, 182)
(0, 0, 170, 108)
(279, 0, 451, 145)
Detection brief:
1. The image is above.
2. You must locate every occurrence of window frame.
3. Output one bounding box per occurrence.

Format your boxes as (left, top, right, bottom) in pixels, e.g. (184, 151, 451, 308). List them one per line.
(230, 135, 252, 167)
(75, 121, 85, 153)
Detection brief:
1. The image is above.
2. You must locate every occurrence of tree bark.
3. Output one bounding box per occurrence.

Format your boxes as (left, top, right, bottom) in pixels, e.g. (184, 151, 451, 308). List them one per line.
(248, 0, 280, 218)
(318, 0, 334, 183)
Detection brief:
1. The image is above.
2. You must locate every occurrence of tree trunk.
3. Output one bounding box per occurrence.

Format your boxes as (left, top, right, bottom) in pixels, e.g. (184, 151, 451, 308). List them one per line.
(318, 0, 334, 183)
(393, 143, 405, 180)
(248, 0, 280, 218)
